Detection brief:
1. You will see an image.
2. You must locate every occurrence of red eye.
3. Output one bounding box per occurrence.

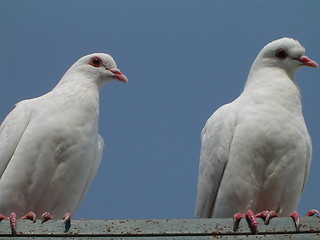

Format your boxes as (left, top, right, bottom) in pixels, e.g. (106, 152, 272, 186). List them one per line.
(275, 49, 288, 59)
(90, 56, 103, 67)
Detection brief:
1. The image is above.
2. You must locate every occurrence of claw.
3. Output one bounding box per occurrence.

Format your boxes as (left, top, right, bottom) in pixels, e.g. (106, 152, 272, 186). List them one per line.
(41, 212, 53, 223)
(233, 213, 245, 231)
(63, 213, 71, 233)
(255, 210, 269, 221)
(289, 211, 300, 231)
(264, 211, 278, 224)
(63, 213, 71, 223)
(255, 210, 278, 224)
(20, 212, 36, 222)
(9, 212, 17, 236)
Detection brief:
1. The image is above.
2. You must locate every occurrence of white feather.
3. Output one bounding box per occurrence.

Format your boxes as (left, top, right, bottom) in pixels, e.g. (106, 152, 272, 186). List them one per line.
(0, 53, 127, 218)
(195, 38, 313, 218)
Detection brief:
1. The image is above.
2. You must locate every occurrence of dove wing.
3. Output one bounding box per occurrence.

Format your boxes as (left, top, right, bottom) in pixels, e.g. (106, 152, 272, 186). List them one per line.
(0, 102, 31, 179)
(195, 104, 236, 218)
(73, 135, 105, 211)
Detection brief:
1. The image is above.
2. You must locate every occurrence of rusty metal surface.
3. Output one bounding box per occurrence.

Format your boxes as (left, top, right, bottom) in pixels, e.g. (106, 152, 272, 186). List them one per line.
(0, 217, 318, 238)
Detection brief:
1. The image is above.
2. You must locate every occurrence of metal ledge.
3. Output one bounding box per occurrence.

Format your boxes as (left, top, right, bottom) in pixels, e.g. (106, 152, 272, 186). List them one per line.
(0, 217, 319, 239)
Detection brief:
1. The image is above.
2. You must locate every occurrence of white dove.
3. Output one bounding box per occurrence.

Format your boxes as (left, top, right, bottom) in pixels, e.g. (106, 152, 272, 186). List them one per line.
(0, 53, 128, 234)
(195, 38, 318, 234)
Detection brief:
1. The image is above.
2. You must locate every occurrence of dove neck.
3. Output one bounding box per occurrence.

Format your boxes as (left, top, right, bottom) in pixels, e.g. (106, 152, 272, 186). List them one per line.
(59, 68, 103, 86)
(52, 73, 101, 113)
(243, 66, 302, 110)
(245, 65, 298, 92)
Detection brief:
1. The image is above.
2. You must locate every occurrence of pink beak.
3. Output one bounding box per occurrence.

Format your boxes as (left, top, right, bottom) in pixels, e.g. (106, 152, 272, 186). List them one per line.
(297, 55, 318, 68)
(109, 68, 128, 83)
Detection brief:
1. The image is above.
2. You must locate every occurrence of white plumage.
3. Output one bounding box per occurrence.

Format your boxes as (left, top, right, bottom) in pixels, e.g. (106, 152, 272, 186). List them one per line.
(195, 38, 317, 219)
(0, 53, 127, 218)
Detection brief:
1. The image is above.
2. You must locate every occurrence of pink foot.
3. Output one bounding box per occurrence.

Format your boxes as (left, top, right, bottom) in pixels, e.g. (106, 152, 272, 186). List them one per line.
(9, 212, 17, 236)
(20, 212, 36, 222)
(233, 210, 279, 234)
(0, 214, 7, 221)
(233, 210, 259, 234)
(233, 212, 245, 231)
(289, 211, 301, 231)
(290, 209, 320, 232)
(305, 209, 320, 217)
(246, 210, 259, 234)
(41, 212, 53, 223)
(255, 210, 278, 224)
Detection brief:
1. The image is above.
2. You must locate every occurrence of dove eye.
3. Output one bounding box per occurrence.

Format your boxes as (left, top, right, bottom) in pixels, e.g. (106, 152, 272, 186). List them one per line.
(275, 49, 288, 59)
(90, 57, 103, 67)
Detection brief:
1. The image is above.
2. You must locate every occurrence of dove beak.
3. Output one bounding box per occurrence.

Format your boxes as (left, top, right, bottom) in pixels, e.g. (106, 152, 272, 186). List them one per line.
(109, 68, 128, 82)
(297, 55, 318, 68)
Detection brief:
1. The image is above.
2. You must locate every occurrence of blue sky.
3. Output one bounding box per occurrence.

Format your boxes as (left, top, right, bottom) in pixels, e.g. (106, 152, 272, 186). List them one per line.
(0, 1, 319, 220)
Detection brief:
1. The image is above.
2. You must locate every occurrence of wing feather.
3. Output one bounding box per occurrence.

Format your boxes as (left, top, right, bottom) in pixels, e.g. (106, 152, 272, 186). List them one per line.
(0, 102, 31, 179)
(73, 134, 104, 212)
(195, 104, 236, 218)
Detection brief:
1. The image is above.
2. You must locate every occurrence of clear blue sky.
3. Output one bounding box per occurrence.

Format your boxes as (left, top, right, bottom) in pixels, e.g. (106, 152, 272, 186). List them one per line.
(0, 1, 319, 220)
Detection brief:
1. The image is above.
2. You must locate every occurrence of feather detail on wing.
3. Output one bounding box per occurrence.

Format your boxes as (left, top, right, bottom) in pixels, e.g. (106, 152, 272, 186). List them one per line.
(301, 130, 312, 195)
(0, 102, 31, 179)
(73, 134, 104, 211)
(195, 104, 236, 218)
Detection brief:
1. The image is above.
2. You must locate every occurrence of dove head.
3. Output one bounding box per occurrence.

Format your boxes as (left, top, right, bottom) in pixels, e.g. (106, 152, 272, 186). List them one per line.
(251, 38, 318, 77)
(58, 53, 128, 89)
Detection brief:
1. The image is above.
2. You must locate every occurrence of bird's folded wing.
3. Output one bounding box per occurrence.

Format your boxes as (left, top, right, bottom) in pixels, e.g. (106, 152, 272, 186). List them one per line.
(195, 104, 236, 218)
(302, 131, 312, 195)
(73, 134, 105, 211)
(0, 102, 31, 178)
